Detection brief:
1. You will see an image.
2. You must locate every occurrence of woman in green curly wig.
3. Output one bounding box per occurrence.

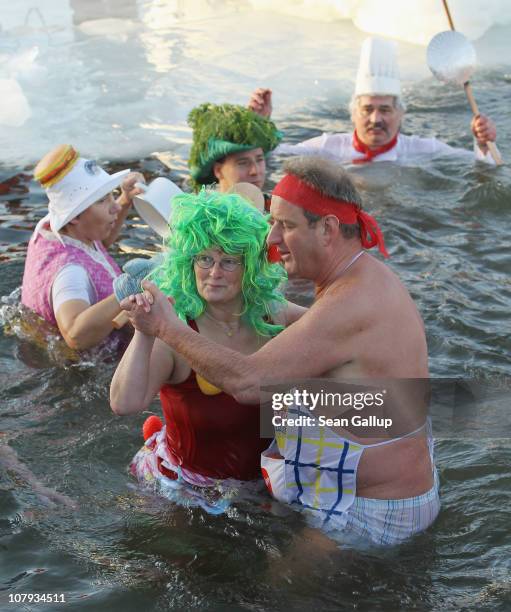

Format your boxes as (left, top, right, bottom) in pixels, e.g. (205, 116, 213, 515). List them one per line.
(188, 102, 282, 200)
(155, 189, 286, 337)
(111, 190, 306, 503)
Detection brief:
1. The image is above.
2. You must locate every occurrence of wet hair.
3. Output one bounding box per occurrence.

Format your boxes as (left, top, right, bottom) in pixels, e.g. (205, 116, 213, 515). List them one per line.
(153, 189, 287, 337)
(281, 156, 362, 239)
(349, 94, 407, 115)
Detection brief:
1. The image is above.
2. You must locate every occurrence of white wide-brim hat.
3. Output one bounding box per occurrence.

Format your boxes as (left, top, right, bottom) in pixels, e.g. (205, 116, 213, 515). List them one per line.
(34, 156, 129, 241)
(355, 37, 401, 98)
(133, 177, 183, 239)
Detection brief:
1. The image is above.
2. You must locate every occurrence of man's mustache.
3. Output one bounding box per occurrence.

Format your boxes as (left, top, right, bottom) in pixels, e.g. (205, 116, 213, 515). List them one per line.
(368, 122, 387, 131)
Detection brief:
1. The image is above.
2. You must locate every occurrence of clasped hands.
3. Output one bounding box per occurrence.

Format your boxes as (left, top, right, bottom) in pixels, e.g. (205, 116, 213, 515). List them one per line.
(119, 280, 182, 338)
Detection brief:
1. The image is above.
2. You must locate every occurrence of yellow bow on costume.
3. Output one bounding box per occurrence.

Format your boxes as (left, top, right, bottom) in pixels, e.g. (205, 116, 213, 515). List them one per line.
(195, 373, 222, 395)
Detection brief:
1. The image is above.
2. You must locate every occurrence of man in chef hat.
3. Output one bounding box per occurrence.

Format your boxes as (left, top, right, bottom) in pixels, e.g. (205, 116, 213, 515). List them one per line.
(248, 37, 498, 164)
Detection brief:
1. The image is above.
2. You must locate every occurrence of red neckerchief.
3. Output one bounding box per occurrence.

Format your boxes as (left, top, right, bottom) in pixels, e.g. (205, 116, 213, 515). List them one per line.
(272, 174, 389, 258)
(352, 130, 398, 164)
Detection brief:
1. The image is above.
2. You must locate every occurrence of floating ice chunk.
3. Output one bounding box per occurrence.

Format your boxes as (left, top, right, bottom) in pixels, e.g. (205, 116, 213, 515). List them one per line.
(78, 18, 137, 41)
(249, 0, 511, 44)
(249, 0, 358, 21)
(4, 46, 39, 75)
(0, 79, 31, 126)
(353, 0, 509, 45)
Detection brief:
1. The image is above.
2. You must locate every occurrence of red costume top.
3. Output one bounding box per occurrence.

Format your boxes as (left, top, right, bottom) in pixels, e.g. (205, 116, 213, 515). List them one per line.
(159, 321, 270, 481)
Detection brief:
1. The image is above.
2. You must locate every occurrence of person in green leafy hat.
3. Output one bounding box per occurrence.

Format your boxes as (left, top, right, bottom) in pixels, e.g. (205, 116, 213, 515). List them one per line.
(188, 103, 282, 199)
(113, 105, 283, 309)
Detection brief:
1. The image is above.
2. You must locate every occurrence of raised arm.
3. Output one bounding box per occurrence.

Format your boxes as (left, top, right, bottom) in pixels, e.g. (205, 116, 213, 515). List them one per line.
(123, 281, 358, 405)
(470, 113, 498, 159)
(422, 113, 499, 164)
(248, 87, 273, 118)
(103, 172, 145, 248)
(55, 295, 122, 350)
(110, 331, 175, 415)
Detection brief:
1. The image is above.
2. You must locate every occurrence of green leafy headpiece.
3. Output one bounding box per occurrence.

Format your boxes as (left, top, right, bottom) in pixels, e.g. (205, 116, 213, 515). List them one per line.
(188, 103, 282, 188)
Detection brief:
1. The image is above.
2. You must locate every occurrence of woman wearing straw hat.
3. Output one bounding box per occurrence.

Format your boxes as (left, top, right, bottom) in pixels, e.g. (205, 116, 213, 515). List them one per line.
(21, 144, 145, 351)
(110, 190, 305, 511)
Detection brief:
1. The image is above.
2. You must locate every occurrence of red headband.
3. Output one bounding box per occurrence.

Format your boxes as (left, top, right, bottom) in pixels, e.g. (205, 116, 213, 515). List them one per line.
(272, 174, 389, 258)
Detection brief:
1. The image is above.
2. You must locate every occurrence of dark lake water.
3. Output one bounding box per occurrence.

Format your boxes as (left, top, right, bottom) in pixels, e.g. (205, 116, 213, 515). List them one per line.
(1, 3, 511, 611)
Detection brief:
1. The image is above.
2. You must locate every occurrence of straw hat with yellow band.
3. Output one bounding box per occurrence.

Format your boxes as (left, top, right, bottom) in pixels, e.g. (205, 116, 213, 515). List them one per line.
(32, 144, 130, 244)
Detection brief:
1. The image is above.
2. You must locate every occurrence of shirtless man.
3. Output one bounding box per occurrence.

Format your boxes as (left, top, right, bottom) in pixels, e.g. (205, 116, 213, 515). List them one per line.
(120, 156, 439, 545)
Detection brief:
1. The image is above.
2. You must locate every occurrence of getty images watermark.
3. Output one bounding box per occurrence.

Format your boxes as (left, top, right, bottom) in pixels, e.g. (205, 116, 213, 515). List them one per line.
(271, 388, 392, 429)
(259, 378, 511, 440)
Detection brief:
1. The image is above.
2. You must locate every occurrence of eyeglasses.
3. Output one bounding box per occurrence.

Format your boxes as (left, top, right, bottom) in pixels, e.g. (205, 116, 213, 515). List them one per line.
(193, 254, 243, 272)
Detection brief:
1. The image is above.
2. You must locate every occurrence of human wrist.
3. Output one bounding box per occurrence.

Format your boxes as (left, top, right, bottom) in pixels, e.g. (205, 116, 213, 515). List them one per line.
(159, 315, 185, 347)
(475, 139, 489, 154)
(134, 329, 156, 347)
(117, 192, 132, 208)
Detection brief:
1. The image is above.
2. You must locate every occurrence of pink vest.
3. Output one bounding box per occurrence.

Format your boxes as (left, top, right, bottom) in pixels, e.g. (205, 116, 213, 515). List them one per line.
(21, 230, 121, 326)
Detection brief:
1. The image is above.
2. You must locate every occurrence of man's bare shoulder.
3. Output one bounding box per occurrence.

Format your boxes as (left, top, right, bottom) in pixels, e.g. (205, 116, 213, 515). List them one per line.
(301, 275, 374, 340)
(312, 257, 410, 322)
(316, 255, 378, 295)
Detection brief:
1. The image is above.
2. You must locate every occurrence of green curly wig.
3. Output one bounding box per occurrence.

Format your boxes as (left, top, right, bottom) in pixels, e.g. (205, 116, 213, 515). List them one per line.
(188, 103, 282, 189)
(152, 189, 287, 337)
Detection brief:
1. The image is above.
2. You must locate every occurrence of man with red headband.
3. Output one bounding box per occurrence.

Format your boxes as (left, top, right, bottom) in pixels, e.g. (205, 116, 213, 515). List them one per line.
(119, 155, 439, 546)
(249, 37, 498, 165)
